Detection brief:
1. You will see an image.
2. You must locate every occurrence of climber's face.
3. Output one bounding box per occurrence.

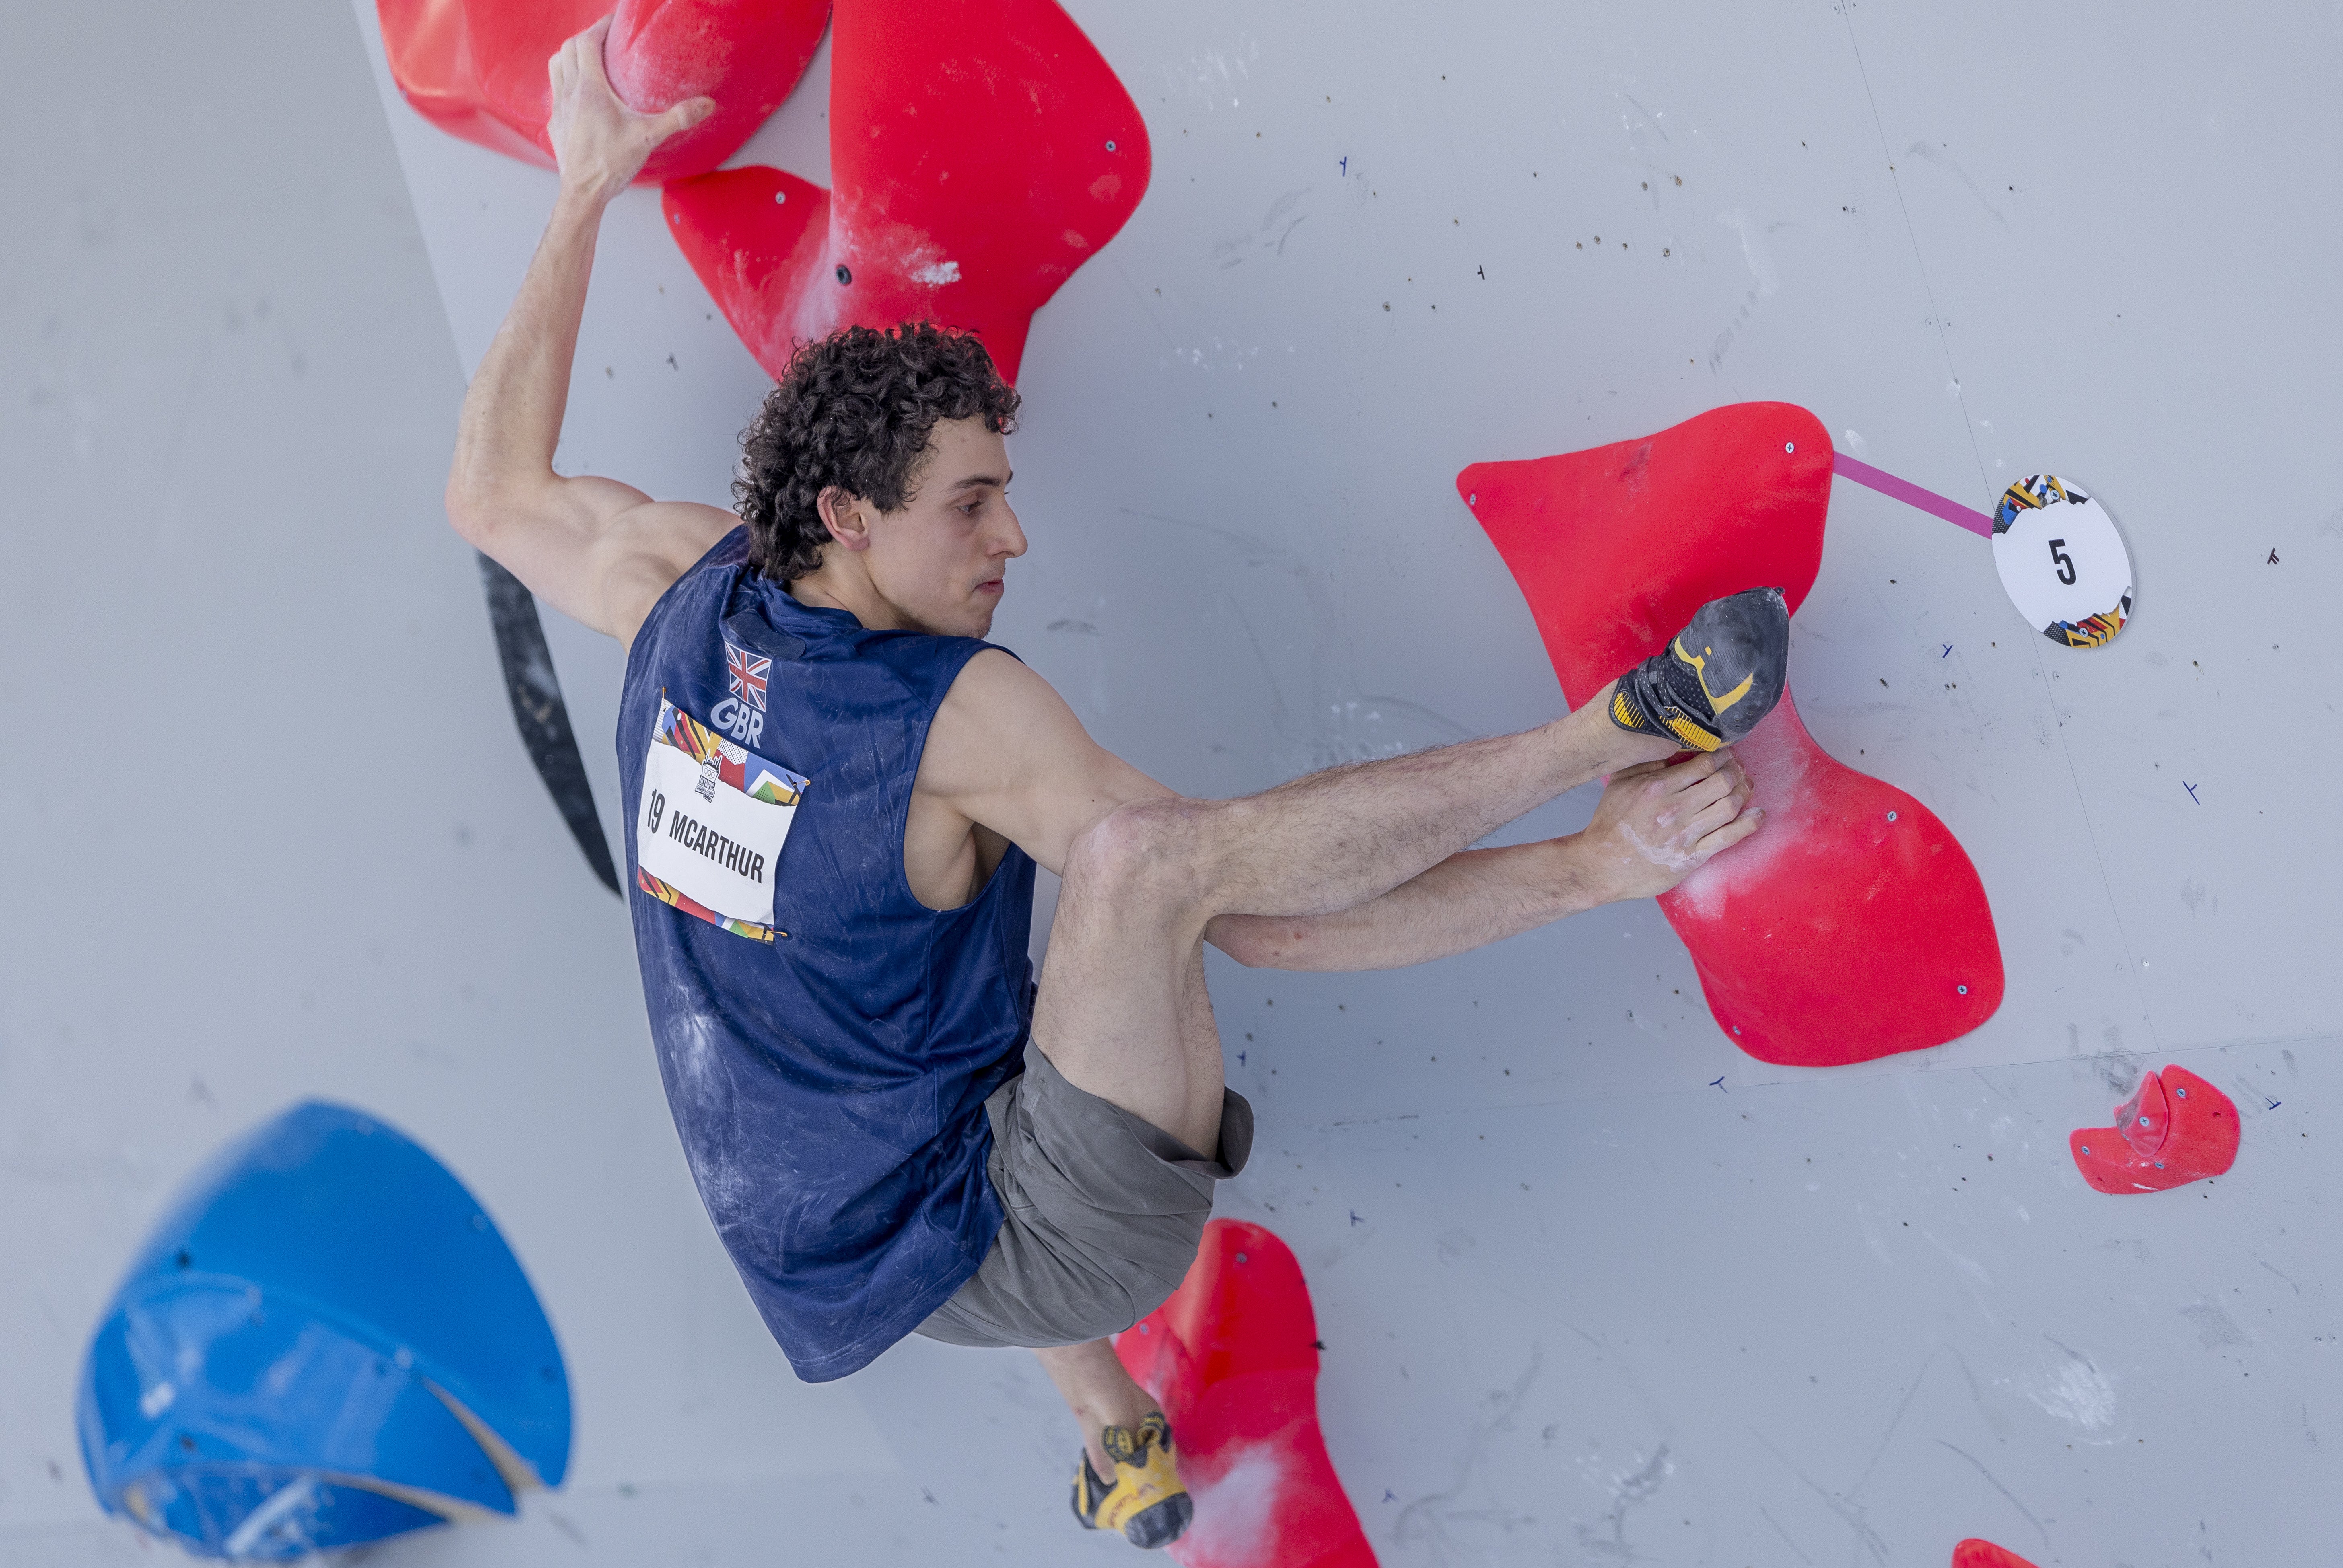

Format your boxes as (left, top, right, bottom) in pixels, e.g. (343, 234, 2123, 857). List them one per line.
(813, 418, 1027, 639)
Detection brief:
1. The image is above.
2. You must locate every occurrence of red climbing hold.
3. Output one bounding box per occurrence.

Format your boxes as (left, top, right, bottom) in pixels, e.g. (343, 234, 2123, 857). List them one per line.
(1115, 1220, 1376, 1568)
(1953, 1541, 2040, 1568)
(2070, 1064, 2239, 1194)
(377, 0, 828, 184)
(661, 0, 1149, 383)
(1458, 403, 2004, 1066)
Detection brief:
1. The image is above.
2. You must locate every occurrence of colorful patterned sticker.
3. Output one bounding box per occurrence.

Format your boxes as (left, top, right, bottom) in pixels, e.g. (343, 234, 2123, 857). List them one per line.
(637, 866, 780, 945)
(1990, 472, 2084, 535)
(653, 698, 807, 805)
(2048, 595, 2131, 648)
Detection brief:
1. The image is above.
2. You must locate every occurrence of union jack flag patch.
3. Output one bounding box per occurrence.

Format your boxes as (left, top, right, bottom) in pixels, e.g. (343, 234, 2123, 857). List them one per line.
(725, 640, 771, 712)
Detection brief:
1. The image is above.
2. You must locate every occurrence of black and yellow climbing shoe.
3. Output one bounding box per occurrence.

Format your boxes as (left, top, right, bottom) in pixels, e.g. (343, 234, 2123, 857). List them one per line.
(1071, 1411, 1192, 1548)
(1609, 586, 1790, 752)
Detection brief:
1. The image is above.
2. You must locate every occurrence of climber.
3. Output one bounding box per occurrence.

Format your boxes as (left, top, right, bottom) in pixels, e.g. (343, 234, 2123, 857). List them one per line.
(443, 19, 1783, 1550)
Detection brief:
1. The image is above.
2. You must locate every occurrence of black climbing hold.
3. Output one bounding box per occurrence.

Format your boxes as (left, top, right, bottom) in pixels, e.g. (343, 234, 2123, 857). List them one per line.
(478, 554, 620, 896)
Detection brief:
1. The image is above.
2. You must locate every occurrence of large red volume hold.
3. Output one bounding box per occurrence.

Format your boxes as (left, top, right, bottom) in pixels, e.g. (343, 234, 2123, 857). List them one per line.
(377, 0, 828, 184)
(2070, 1064, 2240, 1193)
(1953, 1541, 2040, 1568)
(1458, 404, 2003, 1066)
(1115, 1220, 1376, 1568)
(661, 0, 1149, 383)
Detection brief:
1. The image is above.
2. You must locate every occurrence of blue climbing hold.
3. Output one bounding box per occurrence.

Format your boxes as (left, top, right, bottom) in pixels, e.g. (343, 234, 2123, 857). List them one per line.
(77, 1101, 570, 1558)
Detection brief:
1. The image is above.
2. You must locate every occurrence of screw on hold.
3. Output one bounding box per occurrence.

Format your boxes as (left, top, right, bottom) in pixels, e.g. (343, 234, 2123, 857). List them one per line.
(1235, 1252, 1248, 1263)
(1468, 492, 1477, 504)
(1957, 984, 1969, 995)
(1105, 140, 1117, 152)
(2154, 1161, 2166, 1169)
(2138, 1115, 2152, 1126)
(2175, 1086, 2188, 1098)
(835, 264, 852, 284)
(1887, 811, 1898, 822)
(1785, 441, 1796, 453)
(1732, 1026, 1742, 1035)
(2081, 1145, 2092, 1155)
(773, 189, 786, 204)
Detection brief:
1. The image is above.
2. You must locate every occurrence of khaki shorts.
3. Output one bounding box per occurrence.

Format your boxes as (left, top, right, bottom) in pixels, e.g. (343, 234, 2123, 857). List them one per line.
(915, 1046, 1254, 1349)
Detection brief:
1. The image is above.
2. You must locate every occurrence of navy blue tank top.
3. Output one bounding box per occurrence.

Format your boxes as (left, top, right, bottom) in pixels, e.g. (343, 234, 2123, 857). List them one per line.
(617, 528, 1035, 1382)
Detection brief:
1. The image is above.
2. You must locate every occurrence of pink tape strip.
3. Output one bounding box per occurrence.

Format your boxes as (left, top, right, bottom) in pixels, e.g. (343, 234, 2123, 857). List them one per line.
(1831, 451, 1995, 538)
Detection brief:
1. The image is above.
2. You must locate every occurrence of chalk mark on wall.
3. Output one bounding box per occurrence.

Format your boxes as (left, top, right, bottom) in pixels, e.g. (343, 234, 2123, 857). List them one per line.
(1756, 1503, 1819, 1565)
(1901, 142, 2012, 230)
(1211, 188, 1312, 269)
(1393, 1346, 1545, 1557)
(1751, 1427, 1890, 1565)
(1119, 506, 1475, 772)
(1935, 1440, 2051, 1547)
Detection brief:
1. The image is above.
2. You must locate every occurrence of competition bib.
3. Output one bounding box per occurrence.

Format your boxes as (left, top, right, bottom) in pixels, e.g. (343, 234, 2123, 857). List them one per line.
(636, 699, 808, 943)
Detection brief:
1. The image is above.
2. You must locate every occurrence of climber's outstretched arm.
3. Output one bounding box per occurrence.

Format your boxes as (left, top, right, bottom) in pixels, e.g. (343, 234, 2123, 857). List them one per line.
(1204, 751, 1756, 972)
(442, 18, 727, 650)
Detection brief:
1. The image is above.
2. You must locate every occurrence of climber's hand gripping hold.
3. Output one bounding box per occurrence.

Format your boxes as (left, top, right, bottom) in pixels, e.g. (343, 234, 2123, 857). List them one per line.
(545, 17, 713, 205)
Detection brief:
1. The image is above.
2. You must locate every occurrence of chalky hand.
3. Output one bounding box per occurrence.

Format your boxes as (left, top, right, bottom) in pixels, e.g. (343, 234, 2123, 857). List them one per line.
(546, 18, 712, 206)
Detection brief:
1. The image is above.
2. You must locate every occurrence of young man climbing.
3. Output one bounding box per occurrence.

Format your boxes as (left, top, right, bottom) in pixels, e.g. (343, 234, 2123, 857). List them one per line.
(448, 21, 1785, 1549)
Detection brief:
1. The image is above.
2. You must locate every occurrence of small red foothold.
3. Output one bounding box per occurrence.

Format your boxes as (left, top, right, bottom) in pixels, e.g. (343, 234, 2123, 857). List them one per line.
(1116, 1220, 1376, 1568)
(2071, 1065, 2239, 1194)
(1953, 1539, 2041, 1568)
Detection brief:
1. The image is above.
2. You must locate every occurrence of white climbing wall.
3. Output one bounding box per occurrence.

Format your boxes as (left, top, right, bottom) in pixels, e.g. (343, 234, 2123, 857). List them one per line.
(5, 0, 2338, 1563)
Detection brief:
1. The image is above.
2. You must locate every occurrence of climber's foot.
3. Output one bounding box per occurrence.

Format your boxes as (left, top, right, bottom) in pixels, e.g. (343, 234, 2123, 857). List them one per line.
(1070, 1411, 1192, 1549)
(1610, 587, 1790, 752)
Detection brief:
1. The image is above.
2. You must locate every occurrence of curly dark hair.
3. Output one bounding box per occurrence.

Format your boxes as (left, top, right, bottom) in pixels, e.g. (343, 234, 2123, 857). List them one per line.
(733, 322, 1021, 582)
